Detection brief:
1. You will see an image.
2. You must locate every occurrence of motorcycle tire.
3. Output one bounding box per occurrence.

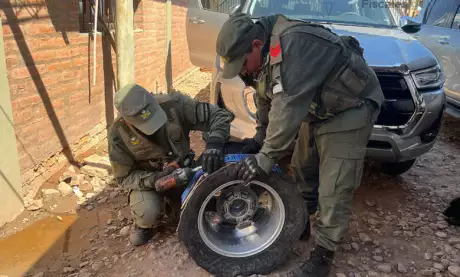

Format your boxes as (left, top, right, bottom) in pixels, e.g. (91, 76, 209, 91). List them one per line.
(178, 165, 306, 277)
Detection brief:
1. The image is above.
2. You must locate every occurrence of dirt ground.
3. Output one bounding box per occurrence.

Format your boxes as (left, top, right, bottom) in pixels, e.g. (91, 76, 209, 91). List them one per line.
(1, 71, 460, 277)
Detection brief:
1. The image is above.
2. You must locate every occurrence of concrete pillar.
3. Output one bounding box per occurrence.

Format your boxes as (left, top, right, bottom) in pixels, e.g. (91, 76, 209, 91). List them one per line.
(0, 24, 24, 227)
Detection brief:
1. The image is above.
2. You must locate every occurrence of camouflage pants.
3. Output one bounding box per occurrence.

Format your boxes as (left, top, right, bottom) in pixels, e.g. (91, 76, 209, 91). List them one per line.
(128, 190, 164, 228)
(291, 102, 377, 251)
(128, 187, 182, 228)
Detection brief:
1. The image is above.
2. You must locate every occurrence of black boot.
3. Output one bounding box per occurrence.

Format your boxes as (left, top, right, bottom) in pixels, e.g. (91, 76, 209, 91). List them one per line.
(129, 225, 156, 246)
(443, 197, 460, 226)
(287, 245, 335, 277)
(300, 194, 318, 241)
(300, 215, 311, 241)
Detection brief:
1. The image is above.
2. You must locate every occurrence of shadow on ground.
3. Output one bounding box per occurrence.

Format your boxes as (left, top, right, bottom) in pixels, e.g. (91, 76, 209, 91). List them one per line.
(2, 81, 460, 277)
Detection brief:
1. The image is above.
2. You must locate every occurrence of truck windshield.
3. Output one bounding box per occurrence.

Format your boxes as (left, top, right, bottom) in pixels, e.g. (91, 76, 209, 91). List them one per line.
(248, 0, 398, 27)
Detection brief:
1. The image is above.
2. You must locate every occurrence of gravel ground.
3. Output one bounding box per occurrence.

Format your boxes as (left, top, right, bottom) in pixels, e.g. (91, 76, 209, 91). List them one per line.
(2, 71, 460, 277)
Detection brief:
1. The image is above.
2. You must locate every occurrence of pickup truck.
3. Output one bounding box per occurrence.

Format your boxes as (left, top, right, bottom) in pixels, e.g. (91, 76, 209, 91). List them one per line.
(186, 0, 446, 176)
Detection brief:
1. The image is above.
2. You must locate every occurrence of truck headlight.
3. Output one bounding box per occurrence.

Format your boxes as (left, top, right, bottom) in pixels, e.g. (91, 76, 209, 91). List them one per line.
(411, 65, 445, 90)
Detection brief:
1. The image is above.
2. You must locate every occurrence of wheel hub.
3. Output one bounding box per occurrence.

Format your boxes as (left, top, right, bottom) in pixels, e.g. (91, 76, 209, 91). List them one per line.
(198, 180, 286, 258)
(219, 186, 257, 224)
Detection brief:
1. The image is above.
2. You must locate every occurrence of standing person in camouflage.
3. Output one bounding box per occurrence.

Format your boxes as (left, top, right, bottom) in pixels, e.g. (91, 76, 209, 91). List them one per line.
(108, 84, 233, 246)
(217, 13, 384, 276)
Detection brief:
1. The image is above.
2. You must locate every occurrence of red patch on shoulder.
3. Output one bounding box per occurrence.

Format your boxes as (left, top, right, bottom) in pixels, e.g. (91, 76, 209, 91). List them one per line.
(270, 43, 281, 57)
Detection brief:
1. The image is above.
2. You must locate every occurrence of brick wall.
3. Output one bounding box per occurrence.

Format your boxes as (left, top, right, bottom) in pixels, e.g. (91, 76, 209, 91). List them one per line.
(1, 0, 194, 197)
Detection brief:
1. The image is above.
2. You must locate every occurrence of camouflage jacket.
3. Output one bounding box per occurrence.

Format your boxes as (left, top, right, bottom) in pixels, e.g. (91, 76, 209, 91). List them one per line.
(251, 14, 384, 172)
(108, 91, 233, 190)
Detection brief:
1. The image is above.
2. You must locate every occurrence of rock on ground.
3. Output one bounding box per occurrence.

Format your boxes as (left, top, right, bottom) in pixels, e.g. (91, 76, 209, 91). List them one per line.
(77, 196, 87, 205)
(351, 242, 359, 251)
(69, 174, 80, 187)
(359, 233, 372, 243)
(449, 238, 460, 245)
(120, 226, 130, 237)
(109, 191, 119, 200)
(59, 171, 73, 184)
(41, 189, 60, 201)
(57, 182, 73, 196)
(91, 262, 103, 271)
(367, 218, 379, 225)
(91, 177, 105, 193)
(81, 154, 112, 178)
(25, 198, 43, 211)
(397, 263, 407, 273)
(441, 259, 450, 268)
(76, 272, 92, 277)
(449, 266, 460, 277)
(63, 266, 75, 273)
(78, 178, 93, 192)
(365, 199, 376, 207)
(433, 262, 444, 271)
(435, 231, 447, 238)
(377, 264, 392, 273)
(98, 196, 108, 204)
(59, 165, 77, 182)
(420, 269, 434, 276)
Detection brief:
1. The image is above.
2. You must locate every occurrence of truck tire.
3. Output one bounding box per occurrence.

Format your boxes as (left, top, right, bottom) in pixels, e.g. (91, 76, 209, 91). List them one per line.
(379, 159, 416, 176)
(178, 166, 306, 277)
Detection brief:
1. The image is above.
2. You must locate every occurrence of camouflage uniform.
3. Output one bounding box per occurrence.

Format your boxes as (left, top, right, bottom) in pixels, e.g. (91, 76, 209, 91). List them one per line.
(108, 86, 233, 229)
(217, 13, 384, 253)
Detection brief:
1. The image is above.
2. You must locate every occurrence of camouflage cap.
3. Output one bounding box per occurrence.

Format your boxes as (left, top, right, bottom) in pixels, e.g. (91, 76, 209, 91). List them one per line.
(114, 84, 167, 135)
(216, 12, 259, 79)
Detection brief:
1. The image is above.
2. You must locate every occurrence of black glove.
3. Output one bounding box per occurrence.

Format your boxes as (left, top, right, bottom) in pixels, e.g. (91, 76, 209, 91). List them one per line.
(239, 73, 257, 88)
(202, 137, 225, 174)
(232, 155, 269, 182)
(163, 163, 179, 174)
(241, 138, 262, 154)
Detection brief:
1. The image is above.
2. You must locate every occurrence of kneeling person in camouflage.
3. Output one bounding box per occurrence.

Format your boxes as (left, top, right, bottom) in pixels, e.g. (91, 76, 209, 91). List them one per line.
(108, 84, 233, 246)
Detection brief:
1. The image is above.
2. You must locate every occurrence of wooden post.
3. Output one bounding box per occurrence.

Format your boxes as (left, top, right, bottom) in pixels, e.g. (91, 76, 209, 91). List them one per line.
(116, 0, 134, 89)
(165, 0, 172, 92)
(93, 0, 99, 86)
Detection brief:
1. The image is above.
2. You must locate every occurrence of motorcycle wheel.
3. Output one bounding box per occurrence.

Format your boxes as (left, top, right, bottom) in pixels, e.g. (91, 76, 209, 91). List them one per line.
(178, 165, 306, 277)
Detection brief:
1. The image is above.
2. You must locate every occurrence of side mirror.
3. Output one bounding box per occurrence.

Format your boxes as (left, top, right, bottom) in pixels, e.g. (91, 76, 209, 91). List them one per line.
(400, 16, 422, 34)
(229, 4, 243, 16)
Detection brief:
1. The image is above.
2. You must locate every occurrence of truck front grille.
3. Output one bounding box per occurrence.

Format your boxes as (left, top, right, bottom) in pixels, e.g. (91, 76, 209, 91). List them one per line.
(375, 73, 415, 127)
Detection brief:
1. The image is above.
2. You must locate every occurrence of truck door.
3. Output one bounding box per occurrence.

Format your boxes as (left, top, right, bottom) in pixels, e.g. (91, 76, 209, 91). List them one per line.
(416, 0, 459, 106)
(186, 0, 242, 70)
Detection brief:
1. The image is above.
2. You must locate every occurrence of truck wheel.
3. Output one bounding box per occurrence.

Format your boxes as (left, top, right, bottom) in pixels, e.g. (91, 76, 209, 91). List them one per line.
(379, 159, 416, 176)
(178, 166, 306, 277)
